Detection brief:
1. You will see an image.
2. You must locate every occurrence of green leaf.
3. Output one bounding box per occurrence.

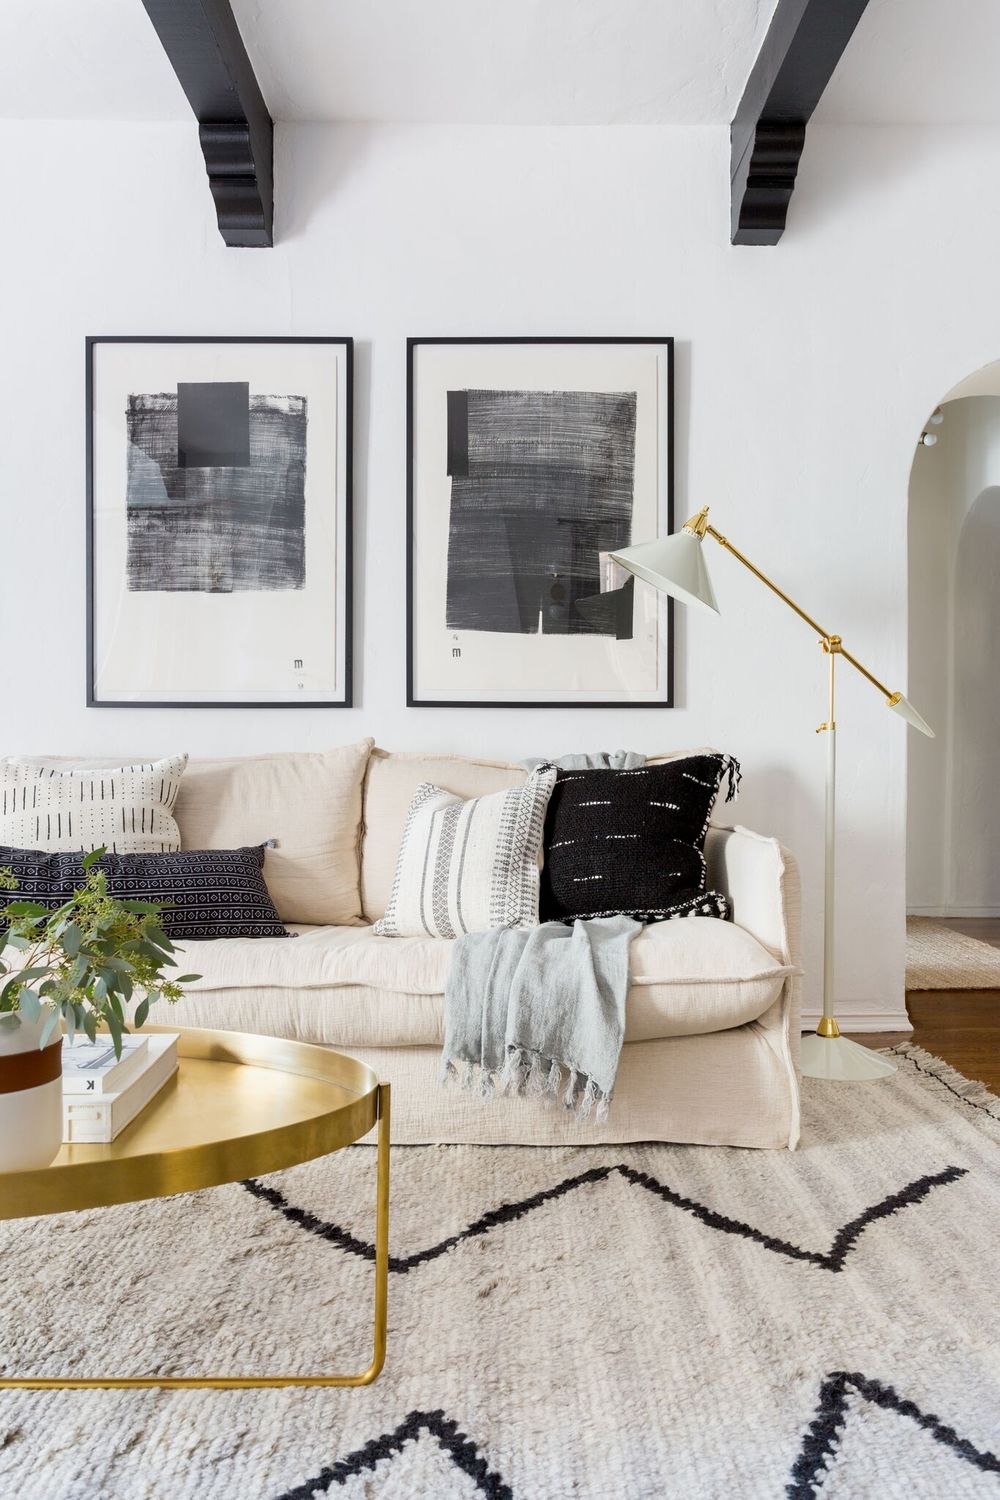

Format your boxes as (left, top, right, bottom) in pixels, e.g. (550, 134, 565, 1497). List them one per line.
(82, 847, 107, 870)
(7, 966, 53, 987)
(0, 901, 50, 919)
(67, 955, 89, 988)
(142, 933, 175, 958)
(175, 974, 202, 984)
(4, 934, 31, 951)
(119, 900, 163, 915)
(133, 997, 150, 1028)
(83, 1011, 97, 1043)
(64, 1003, 76, 1042)
(105, 1008, 123, 1059)
(135, 941, 171, 967)
(0, 1013, 20, 1031)
(38, 1006, 61, 1049)
(17, 989, 41, 1022)
(91, 975, 108, 1002)
(61, 924, 82, 958)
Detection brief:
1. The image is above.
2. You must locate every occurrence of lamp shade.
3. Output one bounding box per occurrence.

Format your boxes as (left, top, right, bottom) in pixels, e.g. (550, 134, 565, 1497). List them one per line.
(888, 693, 935, 739)
(609, 531, 720, 615)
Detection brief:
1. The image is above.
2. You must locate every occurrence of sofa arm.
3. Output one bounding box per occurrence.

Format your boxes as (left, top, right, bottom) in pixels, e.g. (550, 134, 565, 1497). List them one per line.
(705, 825, 802, 971)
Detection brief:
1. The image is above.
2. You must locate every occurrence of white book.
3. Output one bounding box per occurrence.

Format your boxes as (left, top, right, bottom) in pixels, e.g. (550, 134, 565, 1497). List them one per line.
(61, 1034, 149, 1095)
(62, 1034, 180, 1145)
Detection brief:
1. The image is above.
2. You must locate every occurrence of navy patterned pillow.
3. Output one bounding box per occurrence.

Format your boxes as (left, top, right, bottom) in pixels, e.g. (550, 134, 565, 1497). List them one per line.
(538, 754, 740, 925)
(0, 845, 287, 940)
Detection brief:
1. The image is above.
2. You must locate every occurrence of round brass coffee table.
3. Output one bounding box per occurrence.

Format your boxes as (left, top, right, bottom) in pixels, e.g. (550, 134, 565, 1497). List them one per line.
(0, 1026, 389, 1392)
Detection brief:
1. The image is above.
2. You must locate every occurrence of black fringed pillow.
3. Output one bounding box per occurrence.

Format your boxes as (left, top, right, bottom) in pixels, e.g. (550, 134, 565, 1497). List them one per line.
(0, 845, 288, 940)
(538, 754, 740, 924)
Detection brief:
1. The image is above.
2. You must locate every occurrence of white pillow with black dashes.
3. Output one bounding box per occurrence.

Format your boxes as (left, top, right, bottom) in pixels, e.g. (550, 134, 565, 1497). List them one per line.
(0, 754, 188, 854)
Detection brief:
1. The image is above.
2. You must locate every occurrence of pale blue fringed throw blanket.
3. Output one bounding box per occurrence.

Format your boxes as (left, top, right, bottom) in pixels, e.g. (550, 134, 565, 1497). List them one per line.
(442, 915, 641, 1122)
(442, 750, 645, 1120)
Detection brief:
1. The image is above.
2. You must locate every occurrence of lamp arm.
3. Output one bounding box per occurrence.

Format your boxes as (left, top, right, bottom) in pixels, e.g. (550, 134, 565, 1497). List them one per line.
(701, 523, 895, 701)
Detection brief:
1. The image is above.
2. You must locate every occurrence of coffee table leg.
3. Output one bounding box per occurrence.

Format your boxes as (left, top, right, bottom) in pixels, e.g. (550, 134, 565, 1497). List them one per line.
(0, 1082, 391, 1391)
(361, 1080, 391, 1385)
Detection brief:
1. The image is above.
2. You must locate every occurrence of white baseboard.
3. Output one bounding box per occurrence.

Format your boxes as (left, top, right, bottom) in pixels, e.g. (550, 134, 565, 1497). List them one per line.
(908, 906, 1000, 918)
(801, 1009, 912, 1034)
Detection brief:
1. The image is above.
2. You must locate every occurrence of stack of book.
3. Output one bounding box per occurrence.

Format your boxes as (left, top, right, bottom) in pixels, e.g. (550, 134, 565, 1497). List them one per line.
(61, 1033, 179, 1144)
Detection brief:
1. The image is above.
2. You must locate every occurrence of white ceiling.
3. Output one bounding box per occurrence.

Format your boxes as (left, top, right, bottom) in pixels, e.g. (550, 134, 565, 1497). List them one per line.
(815, 0, 1000, 125)
(230, 0, 778, 126)
(1, 0, 999, 126)
(0, 1, 190, 121)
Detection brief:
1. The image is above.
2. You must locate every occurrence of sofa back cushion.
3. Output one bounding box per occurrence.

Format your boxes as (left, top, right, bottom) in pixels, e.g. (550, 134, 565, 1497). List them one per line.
(24, 742, 374, 926)
(175, 741, 374, 925)
(361, 750, 526, 921)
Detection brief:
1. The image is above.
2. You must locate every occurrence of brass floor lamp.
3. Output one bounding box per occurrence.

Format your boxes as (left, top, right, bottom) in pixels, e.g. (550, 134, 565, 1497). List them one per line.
(611, 507, 934, 1082)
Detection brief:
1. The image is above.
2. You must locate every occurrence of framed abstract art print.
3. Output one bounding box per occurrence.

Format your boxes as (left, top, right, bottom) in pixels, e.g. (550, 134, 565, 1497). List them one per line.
(87, 336, 353, 707)
(406, 336, 673, 707)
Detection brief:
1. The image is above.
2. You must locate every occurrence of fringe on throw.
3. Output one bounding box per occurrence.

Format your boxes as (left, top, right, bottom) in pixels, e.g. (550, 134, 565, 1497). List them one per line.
(441, 1048, 612, 1123)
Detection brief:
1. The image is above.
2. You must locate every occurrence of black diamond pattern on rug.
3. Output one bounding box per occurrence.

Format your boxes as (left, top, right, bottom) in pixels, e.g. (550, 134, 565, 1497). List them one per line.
(273, 1409, 512, 1500)
(243, 1162, 967, 1275)
(787, 1371, 1000, 1497)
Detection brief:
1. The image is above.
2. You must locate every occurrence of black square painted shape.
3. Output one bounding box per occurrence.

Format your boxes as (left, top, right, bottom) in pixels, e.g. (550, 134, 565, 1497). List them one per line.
(177, 381, 251, 468)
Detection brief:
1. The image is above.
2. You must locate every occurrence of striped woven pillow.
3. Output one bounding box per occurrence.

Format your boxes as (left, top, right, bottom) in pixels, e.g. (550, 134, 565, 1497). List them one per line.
(373, 764, 557, 939)
(0, 755, 188, 855)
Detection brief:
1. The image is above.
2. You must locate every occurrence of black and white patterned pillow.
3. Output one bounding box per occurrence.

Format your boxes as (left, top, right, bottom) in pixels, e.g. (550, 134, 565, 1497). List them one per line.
(373, 765, 558, 938)
(0, 755, 187, 854)
(539, 754, 739, 924)
(0, 845, 287, 940)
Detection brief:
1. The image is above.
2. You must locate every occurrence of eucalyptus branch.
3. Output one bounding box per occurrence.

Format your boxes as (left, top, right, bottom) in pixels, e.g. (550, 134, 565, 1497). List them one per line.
(0, 850, 199, 1055)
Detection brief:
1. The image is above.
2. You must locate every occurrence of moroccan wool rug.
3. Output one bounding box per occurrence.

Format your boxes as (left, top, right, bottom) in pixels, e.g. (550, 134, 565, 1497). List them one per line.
(1, 1044, 999, 1499)
(906, 917, 1000, 990)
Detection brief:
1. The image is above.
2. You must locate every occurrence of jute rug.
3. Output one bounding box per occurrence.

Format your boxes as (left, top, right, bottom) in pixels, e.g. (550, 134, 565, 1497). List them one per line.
(906, 917, 1000, 990)
(1, 1044, 999, 1499)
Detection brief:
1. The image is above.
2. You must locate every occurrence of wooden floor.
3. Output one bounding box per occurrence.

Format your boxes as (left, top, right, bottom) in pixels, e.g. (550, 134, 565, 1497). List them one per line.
(929, 916, 1000, 948)
(848, 917, 1000, 1093)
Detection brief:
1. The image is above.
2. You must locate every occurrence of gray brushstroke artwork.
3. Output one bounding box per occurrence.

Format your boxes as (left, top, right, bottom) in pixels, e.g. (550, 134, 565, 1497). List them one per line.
(125, 384, 307, 592)
(445, 389, 637, 637)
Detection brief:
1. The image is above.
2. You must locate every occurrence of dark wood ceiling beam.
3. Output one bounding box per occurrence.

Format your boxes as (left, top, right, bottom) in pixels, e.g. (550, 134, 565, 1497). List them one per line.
(731, 0, 871, 245)
(140, 0, 273, 247)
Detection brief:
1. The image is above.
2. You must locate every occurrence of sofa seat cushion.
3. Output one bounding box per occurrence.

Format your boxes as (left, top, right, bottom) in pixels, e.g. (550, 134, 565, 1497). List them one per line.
(165, 918, 795, 1049)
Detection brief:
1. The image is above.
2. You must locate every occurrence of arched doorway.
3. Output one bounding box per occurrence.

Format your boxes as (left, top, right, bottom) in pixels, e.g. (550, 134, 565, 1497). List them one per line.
(906, 366, 1000, 992)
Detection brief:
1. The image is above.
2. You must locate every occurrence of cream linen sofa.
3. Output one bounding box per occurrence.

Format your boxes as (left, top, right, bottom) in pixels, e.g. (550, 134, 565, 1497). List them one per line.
(116, 740, 803, 1151)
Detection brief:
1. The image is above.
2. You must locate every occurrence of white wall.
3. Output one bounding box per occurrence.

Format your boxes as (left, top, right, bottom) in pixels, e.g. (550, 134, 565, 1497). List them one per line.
(908, 397, 1000, 915)
(5, 120, 1000, 1026)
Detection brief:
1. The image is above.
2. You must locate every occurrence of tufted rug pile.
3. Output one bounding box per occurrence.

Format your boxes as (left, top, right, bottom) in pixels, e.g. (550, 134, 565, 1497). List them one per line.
(1, 1043, 999, 1499)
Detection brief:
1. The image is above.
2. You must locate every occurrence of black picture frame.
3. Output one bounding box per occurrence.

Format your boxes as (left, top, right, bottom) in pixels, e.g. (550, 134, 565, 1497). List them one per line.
(86, 335, 353, 708)
(406, 336, 674, 708)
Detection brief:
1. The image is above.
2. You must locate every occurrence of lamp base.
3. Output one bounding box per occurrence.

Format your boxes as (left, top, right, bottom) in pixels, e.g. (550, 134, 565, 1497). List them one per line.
(800, 1031, 897, 1082)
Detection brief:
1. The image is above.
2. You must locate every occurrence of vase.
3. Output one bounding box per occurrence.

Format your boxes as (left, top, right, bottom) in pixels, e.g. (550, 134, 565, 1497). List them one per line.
(0, 1014, 63, 1171)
